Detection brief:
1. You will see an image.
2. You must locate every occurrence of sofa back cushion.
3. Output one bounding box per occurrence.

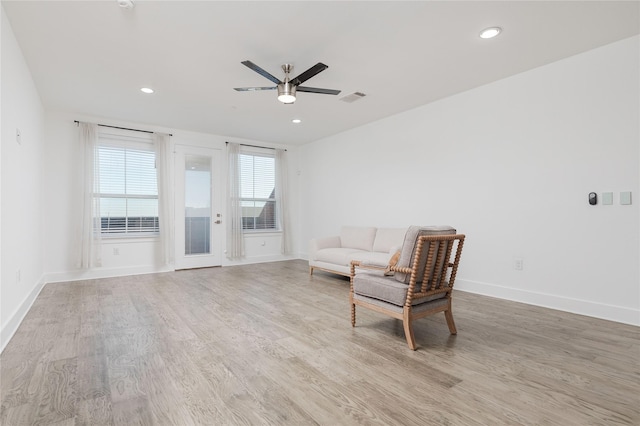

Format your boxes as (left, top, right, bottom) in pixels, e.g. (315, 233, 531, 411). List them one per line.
(340, 226, 377, 251)
(372, 227, 408, 253)
(394, 225, 457, 283)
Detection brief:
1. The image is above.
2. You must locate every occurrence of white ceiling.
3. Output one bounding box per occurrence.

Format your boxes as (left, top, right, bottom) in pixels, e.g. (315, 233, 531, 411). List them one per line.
(3, 1, 639, 146)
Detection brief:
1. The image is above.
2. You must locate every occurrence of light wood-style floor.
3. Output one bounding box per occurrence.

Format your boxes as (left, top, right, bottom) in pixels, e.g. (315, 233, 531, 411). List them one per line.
(1, 260, 638, 425)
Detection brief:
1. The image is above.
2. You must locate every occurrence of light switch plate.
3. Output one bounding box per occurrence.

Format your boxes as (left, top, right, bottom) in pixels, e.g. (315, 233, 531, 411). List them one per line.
(602, 192, 613, 205)
(620, 191, 632, 205)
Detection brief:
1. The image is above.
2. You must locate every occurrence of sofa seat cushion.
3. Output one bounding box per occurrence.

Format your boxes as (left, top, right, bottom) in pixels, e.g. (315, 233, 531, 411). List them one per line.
(315, 248, 366, 267)
(353, 272, 447, 307)
(352, 251, 395, 268)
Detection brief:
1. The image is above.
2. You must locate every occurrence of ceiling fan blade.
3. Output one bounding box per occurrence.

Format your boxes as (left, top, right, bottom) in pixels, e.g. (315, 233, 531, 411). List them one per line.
(234, 86, 277, 91)
(290, 63, 328, 85)
(241, 60, 282, 84)
(297, 86, 341, 95)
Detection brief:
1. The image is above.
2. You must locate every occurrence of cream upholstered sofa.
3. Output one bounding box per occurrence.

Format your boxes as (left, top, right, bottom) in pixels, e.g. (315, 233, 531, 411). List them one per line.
(309, 226, 407, 277)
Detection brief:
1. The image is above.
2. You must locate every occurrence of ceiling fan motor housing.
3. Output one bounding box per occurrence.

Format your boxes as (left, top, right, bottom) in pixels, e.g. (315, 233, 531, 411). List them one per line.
(277, 81, 296, 104)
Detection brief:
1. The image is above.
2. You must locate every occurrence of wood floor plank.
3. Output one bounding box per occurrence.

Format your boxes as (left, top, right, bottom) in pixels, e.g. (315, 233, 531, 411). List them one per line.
(111, 396, 155, 426)
(32, 357, 77, 426)
(75, 395, 113, 426)
(1, 259, 638, 425)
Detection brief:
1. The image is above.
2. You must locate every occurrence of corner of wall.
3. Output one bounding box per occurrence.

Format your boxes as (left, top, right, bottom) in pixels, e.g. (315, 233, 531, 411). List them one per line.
(0, 274, 46, 353)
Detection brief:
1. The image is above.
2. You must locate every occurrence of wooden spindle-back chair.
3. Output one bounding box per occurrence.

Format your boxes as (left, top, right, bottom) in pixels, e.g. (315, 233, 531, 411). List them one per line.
(350, 227, 465, 350)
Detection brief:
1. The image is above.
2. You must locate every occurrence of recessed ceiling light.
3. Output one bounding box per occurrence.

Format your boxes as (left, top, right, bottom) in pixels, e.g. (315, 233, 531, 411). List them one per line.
(140, 87, 154, 94)
(479, 27, 502, 39)
(117, 0, 134, 9)
(292, 119, 302, 124)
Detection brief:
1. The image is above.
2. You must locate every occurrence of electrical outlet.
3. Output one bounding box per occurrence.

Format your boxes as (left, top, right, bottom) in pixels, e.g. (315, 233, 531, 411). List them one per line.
(514, 258, 524, 271)
(16, 128, 22, 145)
(113, 248, 120, 255)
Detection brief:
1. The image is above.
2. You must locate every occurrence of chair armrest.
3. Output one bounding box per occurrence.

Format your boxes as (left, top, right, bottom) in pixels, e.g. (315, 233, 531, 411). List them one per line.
(309, 235, 341, 260)
(389, 265, 412, 274)
(350, 260, 387, 278)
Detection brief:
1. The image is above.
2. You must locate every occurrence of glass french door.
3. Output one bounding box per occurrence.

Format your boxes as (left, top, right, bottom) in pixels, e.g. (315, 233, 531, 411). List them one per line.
(174, 145, 222, 269)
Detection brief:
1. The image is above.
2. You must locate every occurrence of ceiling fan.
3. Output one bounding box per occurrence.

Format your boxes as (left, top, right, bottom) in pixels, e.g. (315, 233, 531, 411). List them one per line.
(234, 60, 341, 104)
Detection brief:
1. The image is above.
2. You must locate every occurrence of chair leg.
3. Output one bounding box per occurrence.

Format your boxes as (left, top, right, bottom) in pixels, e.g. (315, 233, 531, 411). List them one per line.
(402, 309, 417, 350)
(351, 303, 356, 327)
(309, 266, 314, 276)
(445, 309, 457, 335)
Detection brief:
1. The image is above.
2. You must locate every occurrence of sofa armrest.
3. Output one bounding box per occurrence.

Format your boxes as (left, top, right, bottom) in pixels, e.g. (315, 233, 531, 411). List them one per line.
(309, 235, 341, 260)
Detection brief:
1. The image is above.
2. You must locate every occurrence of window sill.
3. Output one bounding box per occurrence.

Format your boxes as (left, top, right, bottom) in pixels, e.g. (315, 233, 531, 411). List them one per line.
(243, 230, 282, 237)
(101, 235, 159, 244)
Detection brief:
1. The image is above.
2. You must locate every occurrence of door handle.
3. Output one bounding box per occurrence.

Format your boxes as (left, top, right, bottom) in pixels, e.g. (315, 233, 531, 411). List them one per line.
(214, 220, 221, 224)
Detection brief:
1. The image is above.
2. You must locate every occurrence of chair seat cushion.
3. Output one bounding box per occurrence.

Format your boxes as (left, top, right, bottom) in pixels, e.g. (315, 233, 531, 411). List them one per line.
(353, 272, 447, 307)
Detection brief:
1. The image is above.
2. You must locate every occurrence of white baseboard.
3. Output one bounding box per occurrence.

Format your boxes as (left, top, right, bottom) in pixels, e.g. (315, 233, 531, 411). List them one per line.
(222, 254, 297, 267)
(0, 274, 47, 353)
(456, 278, 640, 326)
(45, 264, 175, 284)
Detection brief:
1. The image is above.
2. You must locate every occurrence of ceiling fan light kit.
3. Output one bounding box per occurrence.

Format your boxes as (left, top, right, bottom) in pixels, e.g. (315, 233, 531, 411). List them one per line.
(277, 83, 296, 104)
(235, 60, 340, 104)
(277, 65, 297, 103)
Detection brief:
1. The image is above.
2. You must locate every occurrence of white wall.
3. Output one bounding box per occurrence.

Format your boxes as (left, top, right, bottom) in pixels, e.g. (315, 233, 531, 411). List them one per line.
(43, 110, 299, 282)
(299, 36, 640, 325)
(1, 4, 635, 356)
(1, 6, 46, 350)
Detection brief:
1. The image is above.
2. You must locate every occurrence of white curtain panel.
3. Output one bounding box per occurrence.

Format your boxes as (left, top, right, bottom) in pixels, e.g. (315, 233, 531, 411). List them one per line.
(275, 149, 291, 255)
(226, 142, 244, 259)
(77, 122, 102, 268)
(154, 133, 174, 266)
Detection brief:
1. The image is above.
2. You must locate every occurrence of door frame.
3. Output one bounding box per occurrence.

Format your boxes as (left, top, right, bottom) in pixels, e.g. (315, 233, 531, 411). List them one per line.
(174, 144, 222, 270)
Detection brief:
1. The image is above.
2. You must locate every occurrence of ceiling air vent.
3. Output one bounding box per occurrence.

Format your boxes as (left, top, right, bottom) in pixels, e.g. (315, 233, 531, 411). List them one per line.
(340, 92, 366, 103)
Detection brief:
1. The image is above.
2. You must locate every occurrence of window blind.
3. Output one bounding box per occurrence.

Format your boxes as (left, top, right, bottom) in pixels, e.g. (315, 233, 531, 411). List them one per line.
(97, 142, 158, 235)
(239, 152, 276, 230)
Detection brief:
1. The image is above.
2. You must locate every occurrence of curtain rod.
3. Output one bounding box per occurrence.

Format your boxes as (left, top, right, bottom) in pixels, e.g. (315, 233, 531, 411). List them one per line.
(226, 141, 286, 151)
(74, 120, 172, 137)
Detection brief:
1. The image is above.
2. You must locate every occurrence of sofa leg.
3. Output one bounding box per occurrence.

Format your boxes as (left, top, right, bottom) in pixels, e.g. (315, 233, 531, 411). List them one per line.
(309, 266, 314, 276)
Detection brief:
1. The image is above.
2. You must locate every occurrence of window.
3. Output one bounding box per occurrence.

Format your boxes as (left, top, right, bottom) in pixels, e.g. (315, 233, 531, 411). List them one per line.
(240, 151, 277, 231)
(96, 133, 158, 235)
